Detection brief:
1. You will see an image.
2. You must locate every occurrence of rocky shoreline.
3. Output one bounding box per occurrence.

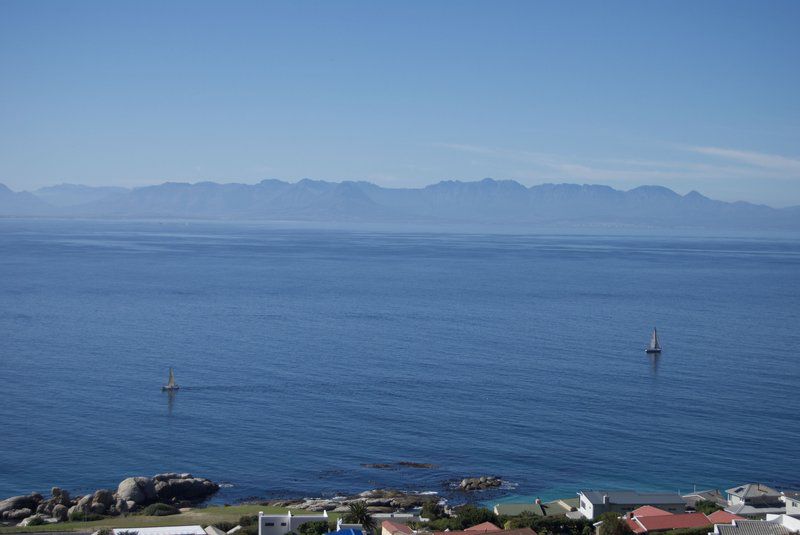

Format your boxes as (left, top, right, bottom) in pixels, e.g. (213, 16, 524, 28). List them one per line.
(0, 472, 507, 527)
(0, 473, 219, 527)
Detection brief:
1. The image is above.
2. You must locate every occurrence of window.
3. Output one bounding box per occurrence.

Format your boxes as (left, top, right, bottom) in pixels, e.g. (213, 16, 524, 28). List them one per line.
(281, 523, 287, 526)
(266, 523, 275, 527)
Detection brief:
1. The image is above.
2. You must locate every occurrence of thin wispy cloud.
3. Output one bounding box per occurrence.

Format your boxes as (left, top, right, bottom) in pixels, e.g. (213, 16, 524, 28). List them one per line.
(435, 142, 800, 186)
(687, 146, 800, 173)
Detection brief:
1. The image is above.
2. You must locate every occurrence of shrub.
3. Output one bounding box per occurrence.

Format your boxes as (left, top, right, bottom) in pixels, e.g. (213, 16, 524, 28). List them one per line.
(140, 503, 180, 516)
(97, 529, 112, 535)
(239, 514, 260, 527)
(692, 500, 722, 515)
(422, 501, 447, 521)
(452, 505, 498, 530)
(504, 513, 595, 535)
(235, 525, 259, 535)
(69, 510, 104, 522)
(298, 520, 335, 535)
(597, 513, 632, 535)
(26, 516, 46, 527)
(213, 522, 237, 533)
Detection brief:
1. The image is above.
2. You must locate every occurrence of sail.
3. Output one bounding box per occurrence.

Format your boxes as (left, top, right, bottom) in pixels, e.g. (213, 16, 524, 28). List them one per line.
(167, 368, 175, 387)
(650, 328, 660, 350)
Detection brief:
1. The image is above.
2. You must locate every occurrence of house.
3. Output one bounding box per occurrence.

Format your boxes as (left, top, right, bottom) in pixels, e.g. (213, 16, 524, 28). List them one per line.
(683, 490, 728, 509)
(433, 529, 537, 535)
(382, 521, 413, 535)
(111, 527, 206, 535)
(707, 511, 745, 524)
(725, 484, 785, 516)
(494, 498, 579, 518)
(781, 492, 800, 516)
(710, 517, 800, 535)
(577, 491, 686, 520)
(765, 515, 800, 532)
(258, 510, 364, 535)
(623, 506, 711, 534)
(465, 523, 502, 532)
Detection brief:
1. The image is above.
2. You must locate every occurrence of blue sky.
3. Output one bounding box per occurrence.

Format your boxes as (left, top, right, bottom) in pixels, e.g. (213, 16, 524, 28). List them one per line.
(1, 1, 799, 206)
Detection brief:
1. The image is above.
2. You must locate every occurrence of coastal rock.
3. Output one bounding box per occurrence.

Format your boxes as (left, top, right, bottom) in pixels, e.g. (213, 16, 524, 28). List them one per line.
(0, 493, 42, 517)
(4, 508, 33, 521)
(153, 475, 219, 503)
(51, 487, 71, 506)
(17, 514, 47, 527)
(116, 477, 156, 505)
(93, 489, 114, 507)
(115, 499, 129, 514)
(77, 494, 93, 510)
(459, 476, 502, 491)
(52, 504, 68, 522)
(90, 503, 107, 515)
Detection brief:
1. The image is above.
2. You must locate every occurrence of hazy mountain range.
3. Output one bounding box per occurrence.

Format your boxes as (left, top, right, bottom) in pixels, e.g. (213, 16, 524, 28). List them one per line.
(1, 179, 799, 230)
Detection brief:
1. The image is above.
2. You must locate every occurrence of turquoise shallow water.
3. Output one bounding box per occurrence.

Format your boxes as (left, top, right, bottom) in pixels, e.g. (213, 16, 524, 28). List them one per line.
(1, 220, 799, 503)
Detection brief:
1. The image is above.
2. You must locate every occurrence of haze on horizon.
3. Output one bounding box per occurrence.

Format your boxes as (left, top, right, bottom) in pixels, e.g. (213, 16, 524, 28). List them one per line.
(1, 1, 799, 207)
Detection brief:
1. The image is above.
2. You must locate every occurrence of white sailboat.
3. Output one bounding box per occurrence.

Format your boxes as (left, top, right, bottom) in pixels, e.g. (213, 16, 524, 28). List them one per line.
(645, 328, 662, 354)
(162, 367, 180, 391)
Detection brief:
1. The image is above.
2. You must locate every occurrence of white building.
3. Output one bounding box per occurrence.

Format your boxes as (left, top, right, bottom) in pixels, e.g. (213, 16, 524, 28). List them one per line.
(257, 511, 365, 535)
(110, 527, 206, 535)
(781, 492, 800, 516)
(725, 484, 785, 516)
(577, 490, 686, 520)
(710, 516, 800, 535)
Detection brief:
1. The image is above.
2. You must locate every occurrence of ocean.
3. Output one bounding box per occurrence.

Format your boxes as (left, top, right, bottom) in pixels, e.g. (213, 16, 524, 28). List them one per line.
(1, 219, 799, 504)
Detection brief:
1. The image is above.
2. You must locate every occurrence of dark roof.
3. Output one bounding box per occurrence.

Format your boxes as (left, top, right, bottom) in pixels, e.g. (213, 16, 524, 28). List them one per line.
(715, 521, 792, 535)
(580, 491, 685, 506)
(726, 484, 781, 499)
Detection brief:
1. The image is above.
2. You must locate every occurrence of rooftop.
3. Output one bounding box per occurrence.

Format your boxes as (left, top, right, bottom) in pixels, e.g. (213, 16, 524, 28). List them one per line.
(580, 491, 685, 506)
(111, 527, 206, 535)
(630, 506, 674, 518)
(465, 523, 502, 532)
(708, 511, 746, 524)
(382, 521, 413, 535)
(627, 512, 711, 534)
(726, 484, 782, 499)
(715, 520, 792, 535)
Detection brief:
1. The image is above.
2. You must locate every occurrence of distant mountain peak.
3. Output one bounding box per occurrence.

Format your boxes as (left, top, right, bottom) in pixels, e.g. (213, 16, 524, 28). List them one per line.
(0, 178, 795, 230)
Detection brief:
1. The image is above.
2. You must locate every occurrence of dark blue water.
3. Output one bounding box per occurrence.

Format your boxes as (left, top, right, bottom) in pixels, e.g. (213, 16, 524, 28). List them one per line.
(1, 220, 799, 503)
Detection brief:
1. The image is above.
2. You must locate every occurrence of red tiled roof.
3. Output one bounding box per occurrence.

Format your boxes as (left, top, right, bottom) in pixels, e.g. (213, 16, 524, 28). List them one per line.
(434, 528, 536, 535)
(707, 511, 746, 524)
(627, 512, 712, 534)
(382, 521, 413, 535)
(631, 506, 674, 518)
(465, 523, 502, 532)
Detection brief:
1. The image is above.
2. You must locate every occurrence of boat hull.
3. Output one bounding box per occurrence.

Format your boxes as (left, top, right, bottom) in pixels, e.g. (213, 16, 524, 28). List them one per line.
(645, 349, 662, 354)
(162, 386, 180, 391)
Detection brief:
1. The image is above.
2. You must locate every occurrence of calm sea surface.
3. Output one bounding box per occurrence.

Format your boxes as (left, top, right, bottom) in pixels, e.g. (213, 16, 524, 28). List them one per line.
(1, 220, 799, 503)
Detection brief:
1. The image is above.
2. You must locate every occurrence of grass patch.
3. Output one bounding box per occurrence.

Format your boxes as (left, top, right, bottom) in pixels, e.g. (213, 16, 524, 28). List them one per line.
(0, 505, 337, 534)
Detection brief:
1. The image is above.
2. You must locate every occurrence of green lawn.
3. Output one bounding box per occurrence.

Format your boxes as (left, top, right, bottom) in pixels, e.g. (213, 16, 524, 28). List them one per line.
(0, 505, 338, 534)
